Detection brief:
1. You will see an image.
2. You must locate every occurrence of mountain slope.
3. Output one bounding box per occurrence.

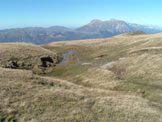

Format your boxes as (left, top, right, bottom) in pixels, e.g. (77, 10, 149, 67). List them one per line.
(1, 33, 162, 121)
(77, 19, 162, 36)
(0, 26, 72, 44)
(0, 43, 62, 73)
(77, 19, 132, 34)
(0, 19, 162, 44)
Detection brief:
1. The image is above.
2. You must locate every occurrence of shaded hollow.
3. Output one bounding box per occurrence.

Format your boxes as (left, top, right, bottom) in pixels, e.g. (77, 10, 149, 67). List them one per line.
(40, 56, 54, 67)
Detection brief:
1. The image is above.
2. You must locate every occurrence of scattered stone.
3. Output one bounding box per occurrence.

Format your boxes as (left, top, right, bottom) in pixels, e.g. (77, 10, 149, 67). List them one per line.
(5, 60, 19, 69)
(82, 63, 92, 66)
(101, 61, 117, 69)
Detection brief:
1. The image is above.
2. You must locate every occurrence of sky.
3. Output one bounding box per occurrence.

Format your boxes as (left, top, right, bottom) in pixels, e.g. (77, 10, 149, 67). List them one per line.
(0, 0, 162, 29)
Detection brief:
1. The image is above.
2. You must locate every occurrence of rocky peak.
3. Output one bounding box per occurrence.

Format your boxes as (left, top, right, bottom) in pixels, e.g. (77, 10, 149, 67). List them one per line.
(89, 19, 103, 24)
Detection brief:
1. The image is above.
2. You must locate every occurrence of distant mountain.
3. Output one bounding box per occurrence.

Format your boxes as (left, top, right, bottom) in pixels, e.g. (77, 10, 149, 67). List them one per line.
(77, 19, 132, 35)
(0, 19, 162, 44)
(77, 19, 162, 36)
(0, 26, 73, 44)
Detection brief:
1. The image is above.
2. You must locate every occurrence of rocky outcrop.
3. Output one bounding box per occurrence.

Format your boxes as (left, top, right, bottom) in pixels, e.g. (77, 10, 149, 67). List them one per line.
(40, 56, 54, 67)
(4, 55, 62, 70)
(0, 43, 62, 74)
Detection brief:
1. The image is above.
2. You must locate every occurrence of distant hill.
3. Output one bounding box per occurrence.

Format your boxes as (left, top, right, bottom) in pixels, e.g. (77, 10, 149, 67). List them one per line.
(0, 19, 162, 44)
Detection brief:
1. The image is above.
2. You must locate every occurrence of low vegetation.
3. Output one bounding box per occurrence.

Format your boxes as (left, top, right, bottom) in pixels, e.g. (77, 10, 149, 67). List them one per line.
(1, 33, 162, 121)
(0, 43, 61, 74)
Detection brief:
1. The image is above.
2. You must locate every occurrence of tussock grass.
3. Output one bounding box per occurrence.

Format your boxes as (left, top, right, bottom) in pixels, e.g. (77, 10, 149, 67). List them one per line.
(0, 43, 56, 62)
(43, 33, 162, 121)
(1, 33, 162, 121)
(1, 67, 162, 122)
(0, 43, 60, 74)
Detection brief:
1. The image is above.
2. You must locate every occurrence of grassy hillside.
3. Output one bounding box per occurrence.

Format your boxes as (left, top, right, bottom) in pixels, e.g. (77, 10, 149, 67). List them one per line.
(1, 67, 161, 122)
(1, 33, 162, 121)
(0, 43, 62, 74)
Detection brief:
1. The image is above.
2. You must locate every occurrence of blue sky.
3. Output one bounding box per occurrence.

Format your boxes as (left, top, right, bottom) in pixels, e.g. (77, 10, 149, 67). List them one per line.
(0, 0, 162, 28)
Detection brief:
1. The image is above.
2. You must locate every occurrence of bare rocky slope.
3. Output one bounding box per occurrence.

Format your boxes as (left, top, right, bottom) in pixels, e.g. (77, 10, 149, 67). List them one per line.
(1, 33, 162, 121)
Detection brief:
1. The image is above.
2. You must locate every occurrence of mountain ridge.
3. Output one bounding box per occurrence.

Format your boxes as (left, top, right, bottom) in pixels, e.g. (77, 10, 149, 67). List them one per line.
(0, 19, 162, 44)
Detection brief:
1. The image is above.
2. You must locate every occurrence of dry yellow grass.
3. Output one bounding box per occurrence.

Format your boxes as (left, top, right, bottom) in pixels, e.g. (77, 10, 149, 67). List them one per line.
(0, 43, 60, 74)
(1, 67, 162, 122)
(43, 32, 162, 121)
(0, 43, 56, 62)
(1, 33, 162, 121)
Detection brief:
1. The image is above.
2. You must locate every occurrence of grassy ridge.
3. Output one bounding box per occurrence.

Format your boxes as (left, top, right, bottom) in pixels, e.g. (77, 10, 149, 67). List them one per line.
(1, 33, 162, 121)
(45, 33, 162, 114)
